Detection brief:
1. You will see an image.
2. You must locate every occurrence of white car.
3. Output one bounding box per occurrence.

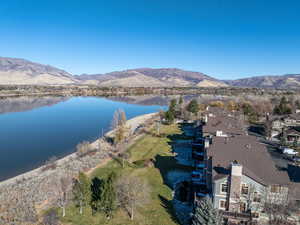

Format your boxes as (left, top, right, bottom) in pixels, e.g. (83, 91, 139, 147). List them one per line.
(282, 148, 298, 156)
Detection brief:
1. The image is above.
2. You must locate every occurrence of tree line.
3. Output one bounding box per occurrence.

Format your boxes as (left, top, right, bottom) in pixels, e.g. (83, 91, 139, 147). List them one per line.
(162, 95, 300, 125)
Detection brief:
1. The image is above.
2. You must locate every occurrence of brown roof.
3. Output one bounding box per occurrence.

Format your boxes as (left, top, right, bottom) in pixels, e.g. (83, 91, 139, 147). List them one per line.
(268, 113, 300, 122)
(286, 127, 300, 136)
(203, 113, 245, 136)
(288, 113, 300, 120)
(207, 135, 290, 186)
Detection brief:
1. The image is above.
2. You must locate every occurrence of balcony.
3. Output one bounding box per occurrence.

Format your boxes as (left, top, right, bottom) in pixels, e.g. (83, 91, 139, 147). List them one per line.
(221, 210, 252, 220)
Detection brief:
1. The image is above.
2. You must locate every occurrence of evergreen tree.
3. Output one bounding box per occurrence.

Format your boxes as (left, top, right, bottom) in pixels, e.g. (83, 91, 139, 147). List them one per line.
(169, 99, 177, 114)
(187, 99, 199, 115)
(165, 110, 175, 124)
(273, 96, 292, 115)
(192, 197, 221, 225)
(72, 172, 92, 215)
(179, 96, 183, 105)
(241, 102, 254, 116)
(178, 96, 185, 118)
(100, 172, 117, 218)
(295, 100, 300, 110)
(280, 128, 287, 147)
(91, 177, 102, 214)
(293, 138, 298, 148)
(91, 173, 117, 218)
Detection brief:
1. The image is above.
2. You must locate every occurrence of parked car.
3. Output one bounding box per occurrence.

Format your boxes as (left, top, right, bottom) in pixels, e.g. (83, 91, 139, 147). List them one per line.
(292, 156, 300, 163)
(281, 147, 298, 156)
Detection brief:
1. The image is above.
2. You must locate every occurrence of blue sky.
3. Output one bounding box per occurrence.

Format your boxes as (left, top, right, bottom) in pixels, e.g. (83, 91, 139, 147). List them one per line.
(0, 0, 300, 79)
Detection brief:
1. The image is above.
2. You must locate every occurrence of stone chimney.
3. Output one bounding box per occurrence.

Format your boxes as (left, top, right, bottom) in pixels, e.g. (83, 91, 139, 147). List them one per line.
(228, 161, 242, 212)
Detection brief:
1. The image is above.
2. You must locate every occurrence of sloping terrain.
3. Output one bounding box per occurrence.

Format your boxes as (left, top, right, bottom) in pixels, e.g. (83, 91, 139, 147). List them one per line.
(98, 71, 167, 87)
(3, 56, 300, 89)
(0, 57, 78, 85)
(225, 74, 300, 89)
(77, 68, 228, 87)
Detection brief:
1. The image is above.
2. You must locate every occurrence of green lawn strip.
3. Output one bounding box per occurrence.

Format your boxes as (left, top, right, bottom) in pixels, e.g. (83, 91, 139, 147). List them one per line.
(60, 124, 190, 225)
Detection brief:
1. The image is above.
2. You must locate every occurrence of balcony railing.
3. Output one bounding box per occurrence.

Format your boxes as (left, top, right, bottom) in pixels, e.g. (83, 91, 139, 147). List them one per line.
(221, 210, 252, 219)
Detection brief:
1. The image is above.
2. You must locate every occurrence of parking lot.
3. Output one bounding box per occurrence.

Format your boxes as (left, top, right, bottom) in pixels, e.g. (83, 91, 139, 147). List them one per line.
(266, 145, 300, 183)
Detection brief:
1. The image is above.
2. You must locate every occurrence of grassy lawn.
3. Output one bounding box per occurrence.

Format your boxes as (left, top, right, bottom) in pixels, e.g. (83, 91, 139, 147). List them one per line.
(60, 123, 192, 225)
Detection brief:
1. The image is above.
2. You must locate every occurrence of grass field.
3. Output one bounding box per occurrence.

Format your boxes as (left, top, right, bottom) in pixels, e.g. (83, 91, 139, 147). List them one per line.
(60, 123, 192, 225)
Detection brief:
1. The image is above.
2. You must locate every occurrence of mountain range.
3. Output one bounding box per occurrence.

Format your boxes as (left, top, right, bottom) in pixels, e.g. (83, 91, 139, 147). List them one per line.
(1, 56, 300, 89)
(75, 68, 226, 87)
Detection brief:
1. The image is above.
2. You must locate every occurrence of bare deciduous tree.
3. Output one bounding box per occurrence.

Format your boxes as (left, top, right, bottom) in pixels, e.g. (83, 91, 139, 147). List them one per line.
(119, 109, 127, 127)
(56, 174, 73, 217)
(115, 175, 150, 220)
(118, 151, 130, 168)
(263, 187, 298, 225)
(156, 120, 161, 136)
(76, 141, 90, 157)
(72, 172, 91, 215)
(159, 109, 165, 121)
(111, 109, 121, 130)
(111, 109, 128, 145)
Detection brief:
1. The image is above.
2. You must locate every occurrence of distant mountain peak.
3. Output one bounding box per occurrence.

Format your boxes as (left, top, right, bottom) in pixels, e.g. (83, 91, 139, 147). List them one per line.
(224, 73, 300, 89)
(77, 67, 227, 87)
(2, 56, 300, 89)
(0, 57, 77, 85)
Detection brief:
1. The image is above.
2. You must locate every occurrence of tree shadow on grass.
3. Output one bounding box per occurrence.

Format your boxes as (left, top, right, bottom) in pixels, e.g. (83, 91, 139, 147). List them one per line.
(154, 123, 194, 189)
(158, 194, 181, 224)
(154, 155, 192, 189)
(166, 123, 194, 153)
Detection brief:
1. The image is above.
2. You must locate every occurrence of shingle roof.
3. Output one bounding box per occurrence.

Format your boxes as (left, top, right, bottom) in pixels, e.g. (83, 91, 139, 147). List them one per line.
(286, 127, 300, 135)
(268, 113, 300, 122)
(288, 113, 300, 120)
(203, 113, 245, 136)
(208, 135, 290, 185)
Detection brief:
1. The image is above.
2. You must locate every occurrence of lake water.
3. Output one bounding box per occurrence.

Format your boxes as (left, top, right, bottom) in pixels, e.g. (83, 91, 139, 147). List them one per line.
(0, 96, 167, 181)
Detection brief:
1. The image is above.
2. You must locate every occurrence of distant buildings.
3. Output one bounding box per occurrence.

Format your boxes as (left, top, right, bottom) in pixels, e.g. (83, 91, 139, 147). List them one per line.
(268, 113, 300, 144)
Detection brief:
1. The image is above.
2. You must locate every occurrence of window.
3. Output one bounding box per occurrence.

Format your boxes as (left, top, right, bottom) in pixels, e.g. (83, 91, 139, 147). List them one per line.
(271, 185, 281, 193)
(241, 184, 249, 195)
(253, 192, 261, 203)
(220, 183, 228, 193)
(219, 200, 227, 209)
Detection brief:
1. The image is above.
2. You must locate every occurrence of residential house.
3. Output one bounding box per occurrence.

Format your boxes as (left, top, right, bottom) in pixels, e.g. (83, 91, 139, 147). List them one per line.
(202, 114, 295, 224)
(268, 113, 300, 141)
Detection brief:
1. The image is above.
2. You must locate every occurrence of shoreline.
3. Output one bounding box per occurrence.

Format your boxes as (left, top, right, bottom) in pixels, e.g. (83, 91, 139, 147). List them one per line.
(0, 112, 156, 187)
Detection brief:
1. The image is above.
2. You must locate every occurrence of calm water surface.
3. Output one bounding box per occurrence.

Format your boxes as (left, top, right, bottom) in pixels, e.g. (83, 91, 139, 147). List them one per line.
(0, 96, 166, 181)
